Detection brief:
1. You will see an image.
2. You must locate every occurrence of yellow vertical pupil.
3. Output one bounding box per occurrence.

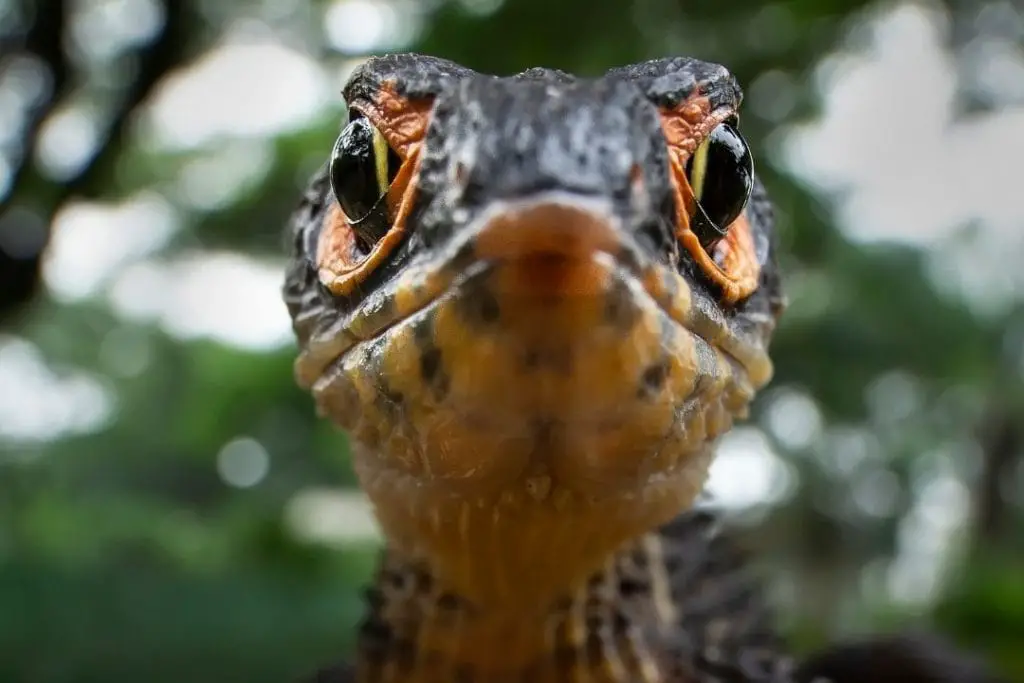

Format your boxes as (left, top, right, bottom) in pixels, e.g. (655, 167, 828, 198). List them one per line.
(372, 128, 390, 194)
(690, 138, 710, 201)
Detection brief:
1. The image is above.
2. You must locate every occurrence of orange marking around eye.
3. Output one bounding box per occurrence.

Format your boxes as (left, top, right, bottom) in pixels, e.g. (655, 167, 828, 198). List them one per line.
(710, 213, 758, 290)
(317, 203, 358, 274)
(658, 95, 760, 305)
(318, 147, 423, 296)
(316, 82, 433, 296)
(365, 80, 434, 157)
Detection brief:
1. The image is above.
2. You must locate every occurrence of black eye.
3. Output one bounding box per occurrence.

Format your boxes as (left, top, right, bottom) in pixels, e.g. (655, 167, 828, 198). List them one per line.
(684, 121, 754, 249)
(329, 112, 400, 251)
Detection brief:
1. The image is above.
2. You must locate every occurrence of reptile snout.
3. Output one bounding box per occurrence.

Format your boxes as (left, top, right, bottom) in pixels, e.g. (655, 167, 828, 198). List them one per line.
(417, 76, 676, 262)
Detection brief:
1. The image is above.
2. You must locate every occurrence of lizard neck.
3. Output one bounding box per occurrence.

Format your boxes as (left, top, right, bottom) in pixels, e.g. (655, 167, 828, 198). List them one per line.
(353, 440, 714, 612)
(349, 432, 715, 681)
(354, 534, 681, 683)
(348, 433, 716, 682)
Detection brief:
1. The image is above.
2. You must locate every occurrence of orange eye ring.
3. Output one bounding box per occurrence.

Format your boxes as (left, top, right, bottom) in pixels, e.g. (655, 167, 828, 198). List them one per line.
(658, 96, 760, 305)
(318, 82, 761, 304)
(317, 83, 433, 296)
(317, 146, 421, 297)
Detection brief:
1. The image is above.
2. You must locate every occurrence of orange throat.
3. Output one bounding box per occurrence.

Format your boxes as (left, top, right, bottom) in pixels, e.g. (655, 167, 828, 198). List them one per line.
(353, 436, 714, 680)
(355, 438, 714, 611)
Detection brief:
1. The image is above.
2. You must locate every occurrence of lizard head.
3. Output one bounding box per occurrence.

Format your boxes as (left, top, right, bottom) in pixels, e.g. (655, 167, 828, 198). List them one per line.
(284, 54, 784, 606)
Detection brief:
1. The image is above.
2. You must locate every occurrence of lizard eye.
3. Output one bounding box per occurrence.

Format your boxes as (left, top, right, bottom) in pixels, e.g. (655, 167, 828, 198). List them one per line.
(330, 111, 401, 251)
(685, 120, 754, 249)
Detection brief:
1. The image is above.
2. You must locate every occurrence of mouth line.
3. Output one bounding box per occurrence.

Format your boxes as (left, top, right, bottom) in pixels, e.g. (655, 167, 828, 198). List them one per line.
(298, 196, 770, 392)
(305, 256, 756, 391)
(366, 244, 651, 349)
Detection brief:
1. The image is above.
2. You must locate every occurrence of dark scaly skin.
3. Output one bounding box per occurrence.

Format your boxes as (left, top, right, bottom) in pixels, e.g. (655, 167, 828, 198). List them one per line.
(282, 55, 1004, 683)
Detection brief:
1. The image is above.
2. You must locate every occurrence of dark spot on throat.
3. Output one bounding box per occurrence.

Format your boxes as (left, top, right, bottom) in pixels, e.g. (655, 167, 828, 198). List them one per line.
(639, 360, 670, 397)
(603, 276, 639, 330)
(478, 290, 500, 323)
(420, 347, 442, 383)
(419, 346, 450, 399)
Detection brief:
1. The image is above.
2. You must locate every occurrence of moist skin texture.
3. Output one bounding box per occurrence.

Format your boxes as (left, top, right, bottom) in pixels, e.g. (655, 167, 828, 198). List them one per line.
(284, 53, 790, 683)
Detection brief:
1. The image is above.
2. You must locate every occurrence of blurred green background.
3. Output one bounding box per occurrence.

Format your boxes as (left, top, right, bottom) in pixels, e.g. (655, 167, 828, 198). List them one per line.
(1, 0, 1022, 681)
